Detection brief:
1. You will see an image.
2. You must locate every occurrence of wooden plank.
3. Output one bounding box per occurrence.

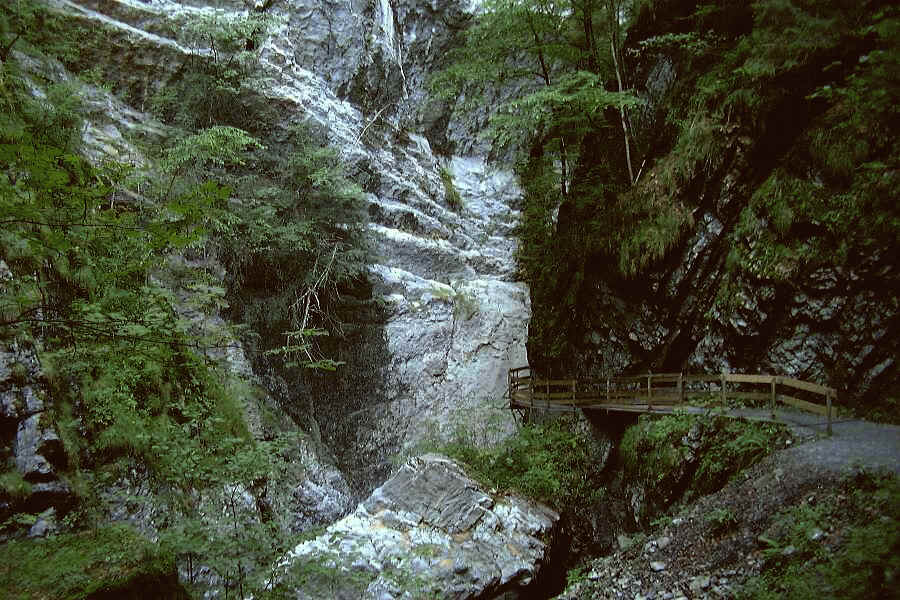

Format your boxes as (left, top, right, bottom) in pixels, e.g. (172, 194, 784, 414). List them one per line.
(726, 374, 774, 384)
(532, 392, 583, 400)
(532, 379, 578, 386)
(779, 394, 829, 416)
(641, 396, 682, 405)
(683, 374, 721, 383)
(611, 375, 649, 383)
(780, 377, 833, 397)
(648, 373, 683, 382)
(726, 391, 774, 402)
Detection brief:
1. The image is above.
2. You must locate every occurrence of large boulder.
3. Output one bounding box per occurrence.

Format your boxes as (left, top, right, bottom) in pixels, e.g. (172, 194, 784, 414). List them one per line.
(272, 454, 560, 599)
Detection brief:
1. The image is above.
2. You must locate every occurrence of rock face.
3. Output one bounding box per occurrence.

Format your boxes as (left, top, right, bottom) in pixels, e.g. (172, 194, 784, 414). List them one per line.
(37, 0, 531, 490)
(537, 53, 897, 409)
(0, 333, 73, 529)
(273, 454, 560, 599)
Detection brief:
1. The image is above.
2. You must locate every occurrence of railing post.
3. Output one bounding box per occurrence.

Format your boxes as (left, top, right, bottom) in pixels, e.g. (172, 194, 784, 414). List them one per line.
(678, 372, 684, 405)
(647, 372, 653, 411)
(770, 376, 776, 419)
(827, 390, 833, 436)
(529, 375, 534, 415)
(721, 369, 727, 410)
(606, 377, 610, 404)
(572, 379, 577, 414)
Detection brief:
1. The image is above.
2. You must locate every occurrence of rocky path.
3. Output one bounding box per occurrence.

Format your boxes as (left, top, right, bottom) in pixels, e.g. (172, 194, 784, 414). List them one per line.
(557, 415, 899, 599)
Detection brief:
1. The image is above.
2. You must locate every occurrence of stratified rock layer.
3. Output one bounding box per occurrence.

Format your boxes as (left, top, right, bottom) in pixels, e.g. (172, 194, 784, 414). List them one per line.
(274, 454, 559, 600)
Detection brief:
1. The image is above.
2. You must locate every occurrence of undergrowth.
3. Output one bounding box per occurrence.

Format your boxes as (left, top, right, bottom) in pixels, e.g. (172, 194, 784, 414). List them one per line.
(423, 416, 605, 512)
(739, 472, 899, 600)
(0, 523, 185, 599)
(621, 414, 786, 508)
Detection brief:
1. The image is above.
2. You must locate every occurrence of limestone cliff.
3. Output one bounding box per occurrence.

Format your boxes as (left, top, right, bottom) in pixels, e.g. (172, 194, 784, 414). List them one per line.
(35, 0, 530, 493)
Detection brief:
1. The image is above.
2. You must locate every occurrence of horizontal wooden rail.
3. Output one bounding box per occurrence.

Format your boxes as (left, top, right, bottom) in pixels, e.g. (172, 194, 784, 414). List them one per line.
(509, 367, 837, 434)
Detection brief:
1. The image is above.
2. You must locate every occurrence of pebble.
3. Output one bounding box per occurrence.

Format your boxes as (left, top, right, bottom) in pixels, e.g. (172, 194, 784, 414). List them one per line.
(650, 561, 667, 572)
(689, 575, 711, 593)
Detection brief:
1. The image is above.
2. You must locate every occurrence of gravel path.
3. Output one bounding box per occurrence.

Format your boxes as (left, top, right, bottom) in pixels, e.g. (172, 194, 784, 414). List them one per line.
(710, 407, 900, 476)
(612, 404, 900, 476)
(779, 418, 900, 476)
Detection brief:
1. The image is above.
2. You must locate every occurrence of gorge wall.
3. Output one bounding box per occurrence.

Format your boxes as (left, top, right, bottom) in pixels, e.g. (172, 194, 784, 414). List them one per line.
(37, 0, 528, 493)
(523, 0, 898, 413)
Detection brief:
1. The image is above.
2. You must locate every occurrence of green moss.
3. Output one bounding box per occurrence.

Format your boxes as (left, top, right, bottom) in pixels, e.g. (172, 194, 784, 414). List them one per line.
(427, 417, 605, 511)
(262, 556, 372, 600)
(621, 414, 785, 497)
(0, 524, 187, 599)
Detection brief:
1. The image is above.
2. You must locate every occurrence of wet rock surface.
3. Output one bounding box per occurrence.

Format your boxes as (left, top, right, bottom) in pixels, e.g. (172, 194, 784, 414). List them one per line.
(274, 454, 560, 600)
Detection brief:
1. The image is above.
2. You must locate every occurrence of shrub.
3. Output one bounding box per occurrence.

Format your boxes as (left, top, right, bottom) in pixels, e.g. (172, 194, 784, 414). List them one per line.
(440, 166, 463, 211)
(433, 417, 605, 511)
(0, 470, 31, 501)
(621, 414, 784, 498)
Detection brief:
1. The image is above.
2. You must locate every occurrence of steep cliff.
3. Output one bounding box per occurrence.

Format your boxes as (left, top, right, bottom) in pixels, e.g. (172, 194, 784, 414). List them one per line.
(512, 0, 898, 415)
(26, 0, 529, 493)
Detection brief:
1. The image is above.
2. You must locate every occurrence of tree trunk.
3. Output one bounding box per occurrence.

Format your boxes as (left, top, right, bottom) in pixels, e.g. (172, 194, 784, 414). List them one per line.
(607, 1, 635, 184)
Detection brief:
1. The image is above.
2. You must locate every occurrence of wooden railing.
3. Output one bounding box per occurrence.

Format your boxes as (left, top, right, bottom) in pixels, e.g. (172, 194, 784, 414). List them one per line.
(508, 367, 838, 434)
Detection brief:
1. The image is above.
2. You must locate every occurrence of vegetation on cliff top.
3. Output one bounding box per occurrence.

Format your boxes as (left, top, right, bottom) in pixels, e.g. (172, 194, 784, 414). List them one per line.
(435, 0, 899, 415)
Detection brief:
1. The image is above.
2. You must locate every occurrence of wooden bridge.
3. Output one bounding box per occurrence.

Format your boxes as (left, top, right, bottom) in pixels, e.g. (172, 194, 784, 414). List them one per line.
(508, 366, 838, 435)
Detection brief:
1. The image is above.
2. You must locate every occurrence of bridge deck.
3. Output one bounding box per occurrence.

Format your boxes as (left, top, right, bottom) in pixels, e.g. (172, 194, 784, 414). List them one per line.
(508, 368, 838, 434)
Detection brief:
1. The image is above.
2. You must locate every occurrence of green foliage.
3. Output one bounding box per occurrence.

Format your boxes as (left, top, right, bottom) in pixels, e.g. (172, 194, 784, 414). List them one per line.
(620, 413, 696, 484)
(0, 523, 185, 599)
(0, 470, 31, 501)
(214, 123, 370, 368)
(621, 414, 784, 497)
(439, 166, 463, 210)
(265, 556, 373, 599)
(705, 506, 738, 534)
(161, 125, 263, 196)
(739, 473, 900, 600)
(430, 417, 605, 511)
(0, 9, 375, 600)
(161, 9, 278, 129)
(565, 565, 592, 590)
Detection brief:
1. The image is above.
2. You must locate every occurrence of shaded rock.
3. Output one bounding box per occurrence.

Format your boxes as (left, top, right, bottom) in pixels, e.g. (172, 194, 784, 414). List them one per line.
(0, 339, 73, 522)
(15, 415, 56, 482)
(27, 507, 58, 538)
(272, 454, 560, 599)
(27, 481, 73, 514)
